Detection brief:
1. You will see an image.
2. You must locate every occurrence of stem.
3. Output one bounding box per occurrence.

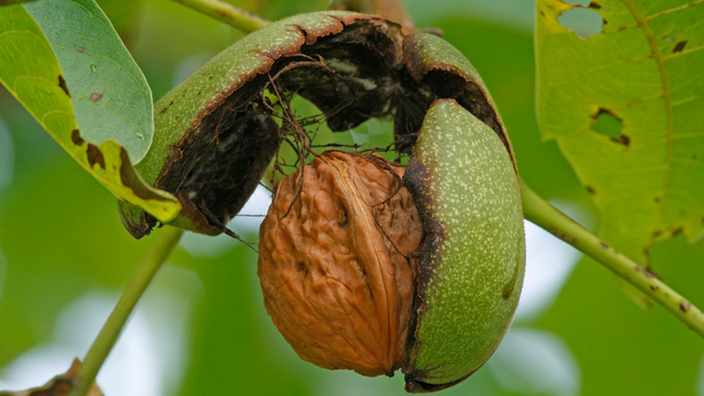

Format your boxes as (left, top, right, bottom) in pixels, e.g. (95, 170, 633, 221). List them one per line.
(171, 0, 270, 33)
(344, 0, 415, 33)
(521, 181, 704, 339)
(69, 226, 184, 396)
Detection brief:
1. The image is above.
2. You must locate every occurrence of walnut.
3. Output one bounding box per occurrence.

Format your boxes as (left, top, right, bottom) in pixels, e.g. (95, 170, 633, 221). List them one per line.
(258, 150, 423, 376)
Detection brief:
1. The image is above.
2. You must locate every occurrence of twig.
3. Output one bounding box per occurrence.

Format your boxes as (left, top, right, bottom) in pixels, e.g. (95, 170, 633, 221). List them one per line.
(69, 226, 184, 396)
(171, 0, 270, 33)
(341, 0, 414, 33)
(521, 181, 704, 339)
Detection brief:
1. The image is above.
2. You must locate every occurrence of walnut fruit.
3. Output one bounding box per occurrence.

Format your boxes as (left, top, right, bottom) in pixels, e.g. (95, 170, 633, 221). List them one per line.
(258, 98, 525, 394)
(116, 9, 527, 393)
(258, 151, 424, 377)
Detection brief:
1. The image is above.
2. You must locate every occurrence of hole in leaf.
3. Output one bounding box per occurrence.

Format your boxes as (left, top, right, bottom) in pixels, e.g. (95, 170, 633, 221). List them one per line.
(591, 108, 624, 139)
(558, 8, 603, 39)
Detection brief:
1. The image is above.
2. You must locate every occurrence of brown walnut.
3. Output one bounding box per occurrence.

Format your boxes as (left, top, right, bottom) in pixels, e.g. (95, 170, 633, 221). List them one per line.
(258, 151, 424, 376)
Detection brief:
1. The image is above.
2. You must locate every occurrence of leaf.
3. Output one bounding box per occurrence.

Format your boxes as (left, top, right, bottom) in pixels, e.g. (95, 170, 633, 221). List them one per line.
(535, 0, 704, 267)
(0, 358, 103, 396)
(25, 0, 154, 163)
(0, 4, 180, 222)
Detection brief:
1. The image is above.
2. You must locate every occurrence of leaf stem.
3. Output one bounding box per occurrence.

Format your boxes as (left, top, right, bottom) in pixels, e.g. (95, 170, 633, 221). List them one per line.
(171, 0, 270, 33)
(521, 181, 704, 339)
(68, 226, 184, 396)
(341, 0, 414, 32)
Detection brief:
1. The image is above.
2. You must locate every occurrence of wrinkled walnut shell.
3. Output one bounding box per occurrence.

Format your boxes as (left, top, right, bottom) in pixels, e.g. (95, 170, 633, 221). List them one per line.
(258, 151, 423, 376)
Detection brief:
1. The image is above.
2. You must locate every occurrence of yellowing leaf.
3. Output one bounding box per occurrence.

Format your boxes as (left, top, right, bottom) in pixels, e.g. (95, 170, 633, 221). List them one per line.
(536, 0, 704, 267)
(0, 4, 180, 223)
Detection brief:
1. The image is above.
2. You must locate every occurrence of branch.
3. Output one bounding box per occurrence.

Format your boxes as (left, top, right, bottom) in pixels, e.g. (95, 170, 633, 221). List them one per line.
(172, 0, 270, 33)
(338, 0, 414, 33)
(521, 181, 704, 339)
(68, 226, 184, 396)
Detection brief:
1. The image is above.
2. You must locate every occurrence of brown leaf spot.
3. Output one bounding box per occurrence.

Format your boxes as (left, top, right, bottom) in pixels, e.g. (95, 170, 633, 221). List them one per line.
(673, 40, 687, 53)
(70, 129, 85, 146)
(86, 144, 106, 169)
(58, 75, 70, 97)
(672, 227, 684, 236)
(77, 46, 85, 52)
(652, 230, 662, 238)
(610, 134, 630, 146)
(600, 241, 609, 249)
(680, 302, 689, 313)
(90, 93, 103, 102)
(588, 2, 601, 9)
(119, 148, 170, 201)
(585, 185, 596, 195)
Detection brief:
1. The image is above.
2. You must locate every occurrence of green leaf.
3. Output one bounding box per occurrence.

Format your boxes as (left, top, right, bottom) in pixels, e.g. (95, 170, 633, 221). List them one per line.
(535, 0, 704, 267)
(0, 4, 180, 222)
(25, 0, 154, 163)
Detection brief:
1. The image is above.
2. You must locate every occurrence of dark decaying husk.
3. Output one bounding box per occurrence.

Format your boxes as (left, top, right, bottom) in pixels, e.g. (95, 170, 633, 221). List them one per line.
(117, 10, 514, 239)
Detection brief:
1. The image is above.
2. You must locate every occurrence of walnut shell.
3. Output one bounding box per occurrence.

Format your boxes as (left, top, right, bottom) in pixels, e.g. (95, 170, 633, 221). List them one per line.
(258, 151, 423, 376)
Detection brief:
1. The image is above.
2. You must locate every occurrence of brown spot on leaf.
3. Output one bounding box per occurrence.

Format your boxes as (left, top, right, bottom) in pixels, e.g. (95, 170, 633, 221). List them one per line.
(86, 144, 105, 169)
(119, 147, 193, 220)
(90, 93, 103, 102)
(611, 134, 630, 146)
(652, 230, 662, 238)
(673, 40, 687, 53)
(585, 185, 596, 195)
(588, 2, 601, 9)
(71, 129, 85, 146)
(600, 241, 609, 249)
(672, 227, 684, 236)
(58, 75, 70, 97)
(77, 46, 85, 52)
(680, 302, 689, 312)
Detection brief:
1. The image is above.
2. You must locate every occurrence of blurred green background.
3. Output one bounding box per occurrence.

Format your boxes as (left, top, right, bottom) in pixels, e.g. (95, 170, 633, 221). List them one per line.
(1, 1, 703, 395)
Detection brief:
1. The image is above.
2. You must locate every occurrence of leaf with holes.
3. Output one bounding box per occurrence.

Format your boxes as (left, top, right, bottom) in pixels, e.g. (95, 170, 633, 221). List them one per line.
(536, 0, 704, 271)
(0, 4, 180, 222)
(25, 0, 154, 163)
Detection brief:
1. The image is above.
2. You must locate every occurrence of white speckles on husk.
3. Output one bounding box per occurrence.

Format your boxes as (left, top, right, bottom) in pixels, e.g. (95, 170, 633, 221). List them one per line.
(403, 99, 525, 392)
